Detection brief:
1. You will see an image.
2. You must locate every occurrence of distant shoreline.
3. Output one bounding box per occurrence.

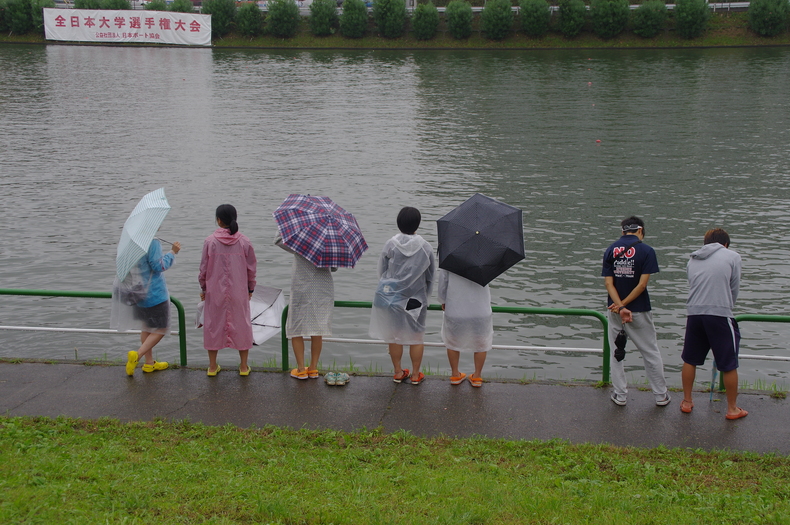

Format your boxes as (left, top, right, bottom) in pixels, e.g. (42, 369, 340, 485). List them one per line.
(4, 10, 790, 50)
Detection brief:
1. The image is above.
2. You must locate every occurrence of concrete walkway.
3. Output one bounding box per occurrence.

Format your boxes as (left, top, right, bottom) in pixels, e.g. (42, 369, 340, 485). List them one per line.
(1, 362, 788, 455)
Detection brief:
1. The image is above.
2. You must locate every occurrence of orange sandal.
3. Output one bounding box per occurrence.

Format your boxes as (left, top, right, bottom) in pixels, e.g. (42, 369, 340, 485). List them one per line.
(393, 369, 410, 383)
(290, 368, 308, 380)
(410, 372, 425, 385)
(470, 374, 483, 387)
(307, 368, 320, 379)
(450, 373, 467, 385)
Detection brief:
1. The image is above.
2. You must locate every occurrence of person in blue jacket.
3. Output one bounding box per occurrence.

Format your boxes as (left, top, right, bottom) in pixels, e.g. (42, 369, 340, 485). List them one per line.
(125, 238, 181, 376)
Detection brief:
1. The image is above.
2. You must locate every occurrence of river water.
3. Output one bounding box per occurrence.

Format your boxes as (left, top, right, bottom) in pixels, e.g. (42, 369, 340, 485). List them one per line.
(2, 44, 790, 387)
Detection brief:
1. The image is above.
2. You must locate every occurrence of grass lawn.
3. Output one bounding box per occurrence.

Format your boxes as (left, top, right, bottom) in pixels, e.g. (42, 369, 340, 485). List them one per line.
(1, 416, 789, 524)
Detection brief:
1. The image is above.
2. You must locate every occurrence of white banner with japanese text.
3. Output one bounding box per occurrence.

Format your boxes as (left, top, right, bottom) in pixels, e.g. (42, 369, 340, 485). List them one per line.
(43, 8, 211, 46)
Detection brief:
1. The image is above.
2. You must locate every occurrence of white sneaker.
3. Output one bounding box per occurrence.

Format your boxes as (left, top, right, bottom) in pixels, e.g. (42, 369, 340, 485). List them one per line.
(656, 393, 672, 406)
(610, 393, 627, 406)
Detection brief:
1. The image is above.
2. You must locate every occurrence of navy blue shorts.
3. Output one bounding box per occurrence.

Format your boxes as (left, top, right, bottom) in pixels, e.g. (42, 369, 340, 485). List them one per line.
(681, 315, 740, 372)
(133, 300, 170, 330)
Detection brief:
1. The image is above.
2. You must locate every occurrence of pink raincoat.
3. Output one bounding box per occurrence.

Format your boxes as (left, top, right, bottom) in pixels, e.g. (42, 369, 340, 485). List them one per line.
(199, 228, 257, 350)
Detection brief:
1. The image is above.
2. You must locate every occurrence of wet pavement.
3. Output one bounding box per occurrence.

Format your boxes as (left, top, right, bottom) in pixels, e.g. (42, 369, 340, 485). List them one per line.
(1, 362, 788, 455)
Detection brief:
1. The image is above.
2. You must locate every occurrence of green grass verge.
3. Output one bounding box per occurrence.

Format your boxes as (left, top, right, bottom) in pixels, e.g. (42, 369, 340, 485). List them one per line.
(2, 416, 790, 524)
(4, 12, 790, 49)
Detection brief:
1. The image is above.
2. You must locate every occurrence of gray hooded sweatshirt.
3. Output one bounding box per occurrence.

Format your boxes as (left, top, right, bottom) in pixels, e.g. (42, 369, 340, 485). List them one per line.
(686, 242, 741, 318)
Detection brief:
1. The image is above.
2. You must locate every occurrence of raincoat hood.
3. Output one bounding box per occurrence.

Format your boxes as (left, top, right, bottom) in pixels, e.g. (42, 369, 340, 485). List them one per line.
(391, 233, 428, 257)
(690, 242, 725, 261)
(213, 228, 243, 246)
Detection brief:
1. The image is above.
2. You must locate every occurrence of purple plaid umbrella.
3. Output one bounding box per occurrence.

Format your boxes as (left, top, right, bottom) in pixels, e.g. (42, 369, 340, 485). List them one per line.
(273, 194, 368, 268)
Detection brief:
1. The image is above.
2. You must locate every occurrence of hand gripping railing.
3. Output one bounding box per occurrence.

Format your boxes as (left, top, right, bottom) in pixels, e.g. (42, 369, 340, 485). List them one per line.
(281, 301, 612, 383)
(0, 289, 188, 366)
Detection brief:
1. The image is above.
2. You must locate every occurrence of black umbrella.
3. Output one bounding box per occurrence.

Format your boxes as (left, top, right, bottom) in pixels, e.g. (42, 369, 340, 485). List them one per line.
(614, 329, 627, 362)
(436, 193, 525, 287)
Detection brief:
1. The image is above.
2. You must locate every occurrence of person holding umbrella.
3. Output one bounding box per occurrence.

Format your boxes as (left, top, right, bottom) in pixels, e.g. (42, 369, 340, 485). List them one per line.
(199, 204, 257, 377)
(111, 188, 181, 376)
(369, 207, 436, 385)
(273, 194, 368, 381)
(436, 194, 525, 387)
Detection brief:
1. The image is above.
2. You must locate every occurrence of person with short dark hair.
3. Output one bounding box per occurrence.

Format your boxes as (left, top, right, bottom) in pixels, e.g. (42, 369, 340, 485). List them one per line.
(370, 207, 436, 385)
(602, 216, 670, 406)
(680, 228, 746, 420)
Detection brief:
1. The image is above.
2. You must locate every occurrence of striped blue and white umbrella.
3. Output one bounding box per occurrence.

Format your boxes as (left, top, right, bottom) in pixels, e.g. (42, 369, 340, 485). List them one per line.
(116, 188, 171, 280)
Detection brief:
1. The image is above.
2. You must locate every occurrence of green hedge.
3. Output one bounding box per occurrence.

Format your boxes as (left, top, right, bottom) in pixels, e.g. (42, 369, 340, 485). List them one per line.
(674, 0, 710, 38)
(748, 0, 789, 36)
(202, 0, 237, 37)
(169, 0, 195, 12)
(373, 0, 407, 38)
(266, 0, 300, 37)
(309, 0, 339, 36)
(445, 0, 473, 39)
(144, 0, 167, 9)
(236, 1, 263, 36)
(6, 0, 32, 33)
(30, 0, 54, 33)
(558, 0, 586, 37)
(411, 1, 439, 40)
(590, 0, 629, 39)
(520, 0, 550, 37)
(632, 0, 667, 38)
(73, 0, 101, 8)
(480, 0, 514, 40)
(340, 0, 367, 37)
(101, 0, 131, 8)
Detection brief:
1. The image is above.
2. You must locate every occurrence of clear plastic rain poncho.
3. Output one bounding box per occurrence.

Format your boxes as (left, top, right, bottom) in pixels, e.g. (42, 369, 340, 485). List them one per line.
(437, 269, 493, 352)
(110, 239, 174, 335)
(369, 234, 436, 345)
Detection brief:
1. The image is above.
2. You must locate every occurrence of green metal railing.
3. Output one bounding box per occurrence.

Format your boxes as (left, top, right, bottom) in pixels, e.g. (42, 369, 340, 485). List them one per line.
(281, 301, 612, 382)
(0, 289, 188, 366)
(735, 314, 790, 326)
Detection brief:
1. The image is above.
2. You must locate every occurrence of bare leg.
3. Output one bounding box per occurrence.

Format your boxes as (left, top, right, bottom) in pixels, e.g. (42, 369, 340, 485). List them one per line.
(291, 337, 306, 371)
(137, 331, 165, 365)
(389, 344, 404, 375)
(409, 344, 424, 376)
(473, 351, 486, 378)
(681, 362, 697, 408)
(447, 349, 461, 377)
(239, 349, 249, 374)
(207, 350, 219, 374)
(308, 336, 323, 370)
(722, 369, 741, 416)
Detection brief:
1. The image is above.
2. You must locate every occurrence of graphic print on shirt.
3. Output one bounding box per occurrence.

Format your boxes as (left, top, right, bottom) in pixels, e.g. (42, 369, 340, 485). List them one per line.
(613, 245, 637, 279)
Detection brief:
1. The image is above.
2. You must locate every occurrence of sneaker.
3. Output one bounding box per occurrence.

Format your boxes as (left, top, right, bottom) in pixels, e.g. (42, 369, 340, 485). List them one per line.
(335, 372, 350, 386)
(655, 392, 672, 406)
(324, 372, 338, 385)
(610, 393, 627, 406)
(142, 361, 168, 373)
(290, 368, 308, 380)
(126, 351, 139, 376)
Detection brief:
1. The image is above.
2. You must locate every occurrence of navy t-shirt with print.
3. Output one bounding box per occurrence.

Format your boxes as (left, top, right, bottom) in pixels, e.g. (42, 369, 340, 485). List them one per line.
(601, 235, 660, 312)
